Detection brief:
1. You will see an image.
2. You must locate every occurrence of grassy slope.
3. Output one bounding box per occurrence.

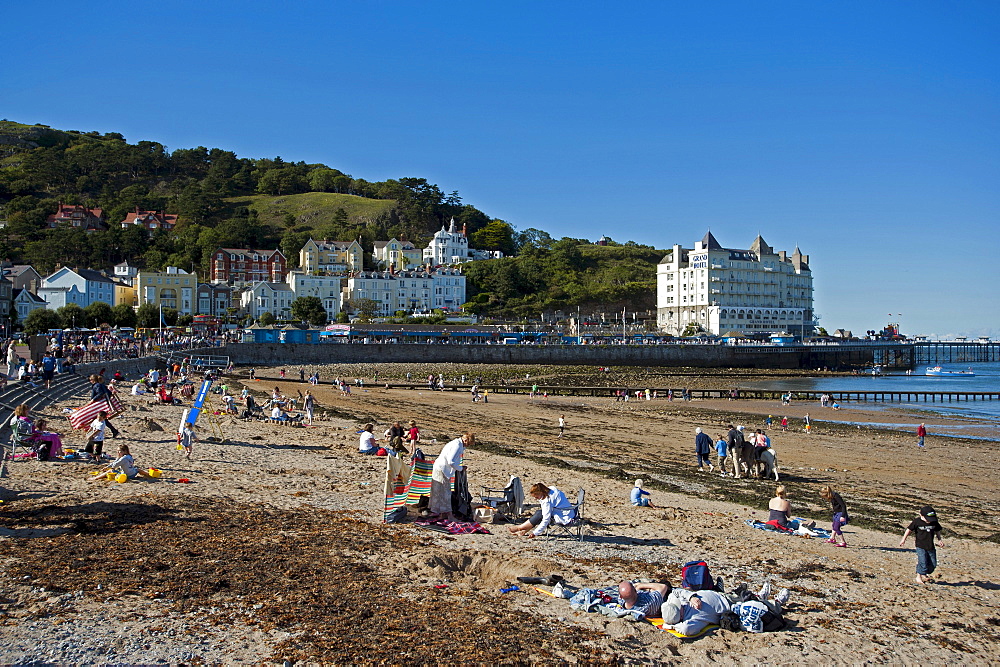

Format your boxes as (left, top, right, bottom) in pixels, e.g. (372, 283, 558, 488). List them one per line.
(229, 193, 397, 231)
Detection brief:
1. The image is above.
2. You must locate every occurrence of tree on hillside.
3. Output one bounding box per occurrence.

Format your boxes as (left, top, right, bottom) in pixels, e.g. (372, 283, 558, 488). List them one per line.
(57, 303, 85, 329)
(515, 228, 554, 252)
(470, 220, 516, 256)
(257, 167, 308, 196)
(258, 311, 277, 326)
(23, 308, 61, 336)
(290, 296, 328, 326)
(136, 303, 159, 328)
(83, 301, 114, 329)
(281, 229, 311, 268)
(343, 298, 379, 322)
(112, 303, 137, 328)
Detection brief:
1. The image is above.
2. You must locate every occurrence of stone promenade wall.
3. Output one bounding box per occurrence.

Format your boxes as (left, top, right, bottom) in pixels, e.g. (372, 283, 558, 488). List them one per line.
(219, 343, 808, 368)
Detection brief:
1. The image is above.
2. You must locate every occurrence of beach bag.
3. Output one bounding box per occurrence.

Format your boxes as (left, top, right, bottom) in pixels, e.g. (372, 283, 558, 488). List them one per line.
(681, 560, 714, 591)
(719, 610, 742, 632)
(761, 610, 787, 632)
(33, 440, 52, 462)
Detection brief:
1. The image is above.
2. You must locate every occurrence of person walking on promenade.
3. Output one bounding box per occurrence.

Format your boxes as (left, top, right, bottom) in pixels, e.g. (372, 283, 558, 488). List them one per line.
(917, 423, 927, 448)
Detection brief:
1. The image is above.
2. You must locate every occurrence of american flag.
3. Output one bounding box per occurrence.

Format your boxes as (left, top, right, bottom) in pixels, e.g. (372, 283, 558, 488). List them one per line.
(68, 395, 125, 430)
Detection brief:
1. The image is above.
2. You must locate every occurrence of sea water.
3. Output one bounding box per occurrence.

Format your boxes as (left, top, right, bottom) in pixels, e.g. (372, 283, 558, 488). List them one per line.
(744, 361, 1000, 423)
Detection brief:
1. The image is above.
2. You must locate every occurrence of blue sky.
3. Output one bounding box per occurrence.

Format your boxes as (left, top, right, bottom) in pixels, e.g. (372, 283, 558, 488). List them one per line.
(5, 1, 999, 337)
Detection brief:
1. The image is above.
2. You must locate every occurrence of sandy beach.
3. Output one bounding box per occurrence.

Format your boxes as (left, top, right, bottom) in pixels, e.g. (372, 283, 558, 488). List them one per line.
(1, 363, 998, 664)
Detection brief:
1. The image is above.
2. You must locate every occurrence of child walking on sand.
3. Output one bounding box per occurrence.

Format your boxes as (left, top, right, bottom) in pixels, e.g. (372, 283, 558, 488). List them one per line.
(180, 423, 199, 460)
(900, 506, 944, 584)
(819, 485, 849, 547)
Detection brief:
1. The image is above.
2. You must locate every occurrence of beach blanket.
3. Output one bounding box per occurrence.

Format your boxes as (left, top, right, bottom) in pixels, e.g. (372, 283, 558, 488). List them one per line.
(746, 517, 831, 539)
(649, 618, 719, 638)
(414, 516, 491, 535)
(68, 395, 124, 430)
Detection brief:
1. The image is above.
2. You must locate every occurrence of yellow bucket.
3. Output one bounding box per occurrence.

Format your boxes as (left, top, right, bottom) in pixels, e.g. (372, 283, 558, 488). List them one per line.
(147, 468, 162, 478)
(115, 473, 128, 484)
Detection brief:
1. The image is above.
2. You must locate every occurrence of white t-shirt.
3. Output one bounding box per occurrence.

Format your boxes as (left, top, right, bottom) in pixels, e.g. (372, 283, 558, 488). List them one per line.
(89, 418, 106, 442)
(271, 406, 282, 419)
(359, 431, 376, 452)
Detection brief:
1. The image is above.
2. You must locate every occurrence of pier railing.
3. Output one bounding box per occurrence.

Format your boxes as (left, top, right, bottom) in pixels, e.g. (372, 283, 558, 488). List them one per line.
(375, 384, 1000, 404)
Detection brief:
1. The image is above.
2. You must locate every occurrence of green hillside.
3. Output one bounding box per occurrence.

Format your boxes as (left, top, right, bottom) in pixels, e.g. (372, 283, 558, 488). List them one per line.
(231, 192, 397, 233)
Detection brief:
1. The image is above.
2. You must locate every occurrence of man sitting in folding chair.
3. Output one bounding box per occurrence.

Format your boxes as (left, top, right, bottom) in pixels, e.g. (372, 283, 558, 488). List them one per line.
(507, 483, 579, 539)
(480, 476, 525, 522)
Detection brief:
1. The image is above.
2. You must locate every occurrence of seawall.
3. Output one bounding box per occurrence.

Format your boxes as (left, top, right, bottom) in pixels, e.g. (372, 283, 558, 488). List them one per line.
(219, 343, 810, 368)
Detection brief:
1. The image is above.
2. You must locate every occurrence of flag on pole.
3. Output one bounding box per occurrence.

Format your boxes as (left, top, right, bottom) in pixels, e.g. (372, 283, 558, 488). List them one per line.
(68, 395, 125, 430)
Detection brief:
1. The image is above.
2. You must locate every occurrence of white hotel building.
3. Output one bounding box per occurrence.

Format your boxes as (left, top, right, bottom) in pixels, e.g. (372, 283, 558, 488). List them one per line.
(657, 232, 815, 337)
(345, 268, 466, 317)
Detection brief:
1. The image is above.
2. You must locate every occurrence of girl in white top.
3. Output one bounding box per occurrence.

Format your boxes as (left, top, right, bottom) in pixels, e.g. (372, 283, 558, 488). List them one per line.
(92, 444, 149, 480)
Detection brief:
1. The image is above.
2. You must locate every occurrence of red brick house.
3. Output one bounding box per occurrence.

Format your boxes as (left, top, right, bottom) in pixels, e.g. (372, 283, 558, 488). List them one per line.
(210, 248, 286, 284)
(46, 203, 107, 231)
(120, 208, 179, 233)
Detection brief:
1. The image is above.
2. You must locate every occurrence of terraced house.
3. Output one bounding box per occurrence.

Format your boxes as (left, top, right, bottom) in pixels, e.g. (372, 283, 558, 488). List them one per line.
(45, 203, 107, 232)
(211, 248, 286, 284)
(136, 267, 197, 315)
(298, 238, 363, 274)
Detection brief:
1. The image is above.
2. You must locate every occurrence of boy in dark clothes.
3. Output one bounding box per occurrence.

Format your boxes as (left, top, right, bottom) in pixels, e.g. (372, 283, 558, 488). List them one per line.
(900, 506, 944, 584)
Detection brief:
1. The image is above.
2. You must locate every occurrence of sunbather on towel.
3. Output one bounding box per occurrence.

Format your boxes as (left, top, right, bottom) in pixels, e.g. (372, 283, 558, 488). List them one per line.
(661, 589, 730, 635)
(766, 485, 794, 532)
(618, 581, 670, 619)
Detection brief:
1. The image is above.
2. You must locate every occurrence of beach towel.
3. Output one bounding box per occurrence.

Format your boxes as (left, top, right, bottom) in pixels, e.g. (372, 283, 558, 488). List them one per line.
(383, 453, 413, 522)
(414, 516, 491, 535)
(68, 395, 124, 430)
(406, 455, 435, 506)
(649, 618, 719, 638)
(746, 518, 831, 540)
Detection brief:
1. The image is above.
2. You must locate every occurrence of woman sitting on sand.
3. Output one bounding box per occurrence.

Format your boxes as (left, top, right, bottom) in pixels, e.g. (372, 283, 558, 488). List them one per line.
(508, 483, 575, 538)
(765, 485, 793, 532)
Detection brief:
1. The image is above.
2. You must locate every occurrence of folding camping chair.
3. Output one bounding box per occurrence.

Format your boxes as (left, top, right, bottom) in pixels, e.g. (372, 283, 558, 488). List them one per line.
(545, 488, 586, 541)
(479, 476, 525, 521)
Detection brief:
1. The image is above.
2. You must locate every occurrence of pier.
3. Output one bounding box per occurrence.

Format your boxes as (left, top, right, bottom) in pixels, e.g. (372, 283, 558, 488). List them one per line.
(382, 384, 1000, 404)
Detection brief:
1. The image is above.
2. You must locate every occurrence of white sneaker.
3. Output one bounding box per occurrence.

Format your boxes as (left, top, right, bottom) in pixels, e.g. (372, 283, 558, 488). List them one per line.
(758, 580, 771, 601)
(775, 588, 790, 605)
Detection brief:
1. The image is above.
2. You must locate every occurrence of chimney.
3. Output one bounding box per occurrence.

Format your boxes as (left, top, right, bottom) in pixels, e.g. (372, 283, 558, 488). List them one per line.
(462, 223, 467, 238)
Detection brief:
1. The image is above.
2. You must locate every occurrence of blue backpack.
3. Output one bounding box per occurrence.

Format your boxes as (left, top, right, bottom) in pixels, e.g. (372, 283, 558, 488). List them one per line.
(681, 560, 714, 591)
